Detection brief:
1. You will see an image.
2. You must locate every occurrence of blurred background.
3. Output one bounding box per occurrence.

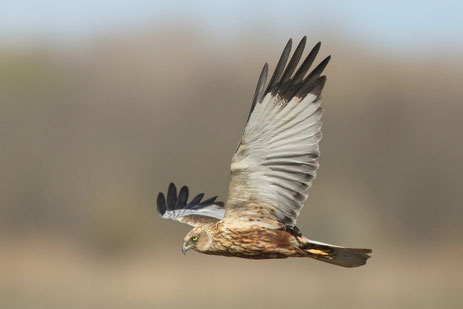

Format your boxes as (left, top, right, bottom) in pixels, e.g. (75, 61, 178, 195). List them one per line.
(1, 1, 462, 308)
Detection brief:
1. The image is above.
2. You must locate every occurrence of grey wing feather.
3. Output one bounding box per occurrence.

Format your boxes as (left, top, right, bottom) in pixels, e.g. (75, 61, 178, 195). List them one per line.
(225, 37, 330, 228)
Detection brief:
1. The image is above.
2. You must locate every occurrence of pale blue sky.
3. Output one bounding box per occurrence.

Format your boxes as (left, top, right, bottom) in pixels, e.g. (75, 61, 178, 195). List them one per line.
(1, 0, 462, 50)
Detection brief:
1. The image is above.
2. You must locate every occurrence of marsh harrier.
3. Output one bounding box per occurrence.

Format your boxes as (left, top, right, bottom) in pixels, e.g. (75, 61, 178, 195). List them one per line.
(157, 37, 372, 267)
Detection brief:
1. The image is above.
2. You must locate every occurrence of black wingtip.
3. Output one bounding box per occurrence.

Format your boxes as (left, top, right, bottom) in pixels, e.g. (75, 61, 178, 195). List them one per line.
(292, 41, 321, 83)
(294, 54, 331, 98)
(323, 55, 332, 66)
(199, 196, 218, 206)
(252, 62, 269, 105)
(280, 37, 307, 85)
(311, 76, 327, 97)
(282, 37, 293, 57)
(251, 37, 330, 104)
(178, 185, 189, 207)
(167, 183, 177, 208)
(189, 193, 205, 207)
(287, 38, 293, 47)
(157, 183, 225, 213)
(264, 38, 293, 95)
(306, 55, 331, 81)
(157, 192, 167, 215)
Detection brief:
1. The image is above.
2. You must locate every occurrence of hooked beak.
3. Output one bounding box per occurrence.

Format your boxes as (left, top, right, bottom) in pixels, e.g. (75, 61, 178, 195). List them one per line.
(182, 242, 190, 255)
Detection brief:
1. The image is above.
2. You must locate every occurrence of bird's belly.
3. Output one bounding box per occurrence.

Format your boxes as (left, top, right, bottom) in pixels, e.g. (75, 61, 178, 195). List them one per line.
(206, 244, 290, 259)
(208, 226, 300, 259)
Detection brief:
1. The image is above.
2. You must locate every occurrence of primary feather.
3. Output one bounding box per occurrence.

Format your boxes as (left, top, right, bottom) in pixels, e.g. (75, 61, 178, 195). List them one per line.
(157, 183, 225, 226)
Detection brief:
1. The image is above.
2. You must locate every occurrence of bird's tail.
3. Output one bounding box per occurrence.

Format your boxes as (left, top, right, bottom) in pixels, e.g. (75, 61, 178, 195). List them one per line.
(300, 239, 372, 267)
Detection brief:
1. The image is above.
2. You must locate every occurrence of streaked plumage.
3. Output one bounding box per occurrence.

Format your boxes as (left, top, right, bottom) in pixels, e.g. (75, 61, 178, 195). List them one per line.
(157, 37, 372, 267)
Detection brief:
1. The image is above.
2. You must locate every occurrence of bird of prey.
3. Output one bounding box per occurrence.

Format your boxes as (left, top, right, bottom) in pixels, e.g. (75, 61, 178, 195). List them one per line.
(157, 37, 372, 267)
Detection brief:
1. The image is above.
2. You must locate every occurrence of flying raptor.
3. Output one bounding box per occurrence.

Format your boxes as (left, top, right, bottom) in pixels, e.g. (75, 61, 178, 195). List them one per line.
(157, 37, 372, 267)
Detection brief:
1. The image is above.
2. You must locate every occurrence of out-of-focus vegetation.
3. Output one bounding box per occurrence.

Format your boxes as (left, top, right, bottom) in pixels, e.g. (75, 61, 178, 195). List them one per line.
(1, 26, 462, 308)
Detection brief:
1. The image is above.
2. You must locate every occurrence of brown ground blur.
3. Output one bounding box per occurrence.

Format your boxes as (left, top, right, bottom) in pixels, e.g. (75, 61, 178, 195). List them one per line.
(1, 26, 462, 308)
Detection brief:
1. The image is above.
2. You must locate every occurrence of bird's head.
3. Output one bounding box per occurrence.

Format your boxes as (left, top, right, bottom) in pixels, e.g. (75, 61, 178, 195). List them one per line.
(182, 227, 212, 254)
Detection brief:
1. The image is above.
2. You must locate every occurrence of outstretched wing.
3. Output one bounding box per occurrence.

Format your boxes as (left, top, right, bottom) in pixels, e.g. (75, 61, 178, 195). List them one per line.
(157, 183, 225, 227)
(224, 37, 329, 228)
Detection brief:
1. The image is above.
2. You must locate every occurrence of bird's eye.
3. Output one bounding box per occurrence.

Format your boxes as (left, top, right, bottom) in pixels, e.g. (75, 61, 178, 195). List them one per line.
(192, 236, 198, 241)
